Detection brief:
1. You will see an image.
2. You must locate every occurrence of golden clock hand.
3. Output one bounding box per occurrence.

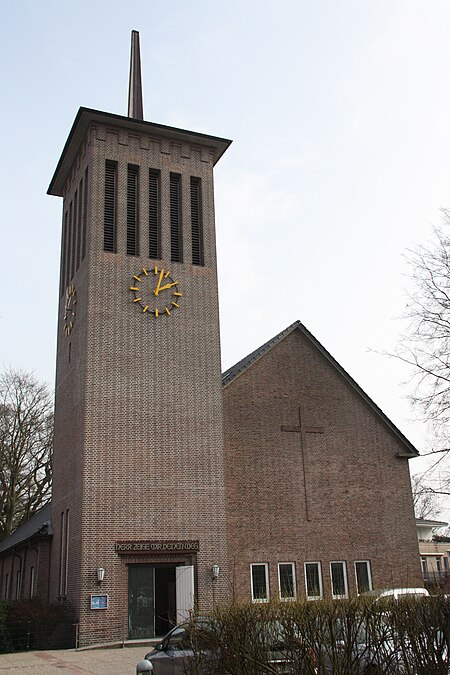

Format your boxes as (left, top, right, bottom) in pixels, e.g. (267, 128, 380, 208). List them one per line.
(154, 269, 164, 296)
(157, 280, 179, 292)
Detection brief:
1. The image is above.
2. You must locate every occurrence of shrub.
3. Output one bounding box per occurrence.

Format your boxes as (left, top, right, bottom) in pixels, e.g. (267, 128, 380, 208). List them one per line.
(186, 596, 450, 675)
(1, 598, 75, 652)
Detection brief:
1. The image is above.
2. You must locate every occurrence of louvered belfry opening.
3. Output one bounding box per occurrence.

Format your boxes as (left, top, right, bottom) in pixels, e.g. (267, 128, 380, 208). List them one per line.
(170, 172, 183, 262)
(76, 181, 83, 271)
(81, 167, 88, 262)
(149, 169, 161, 259)
(127, 164, 139, 256)
(71, 191, 77, 280)
(68, 201, 74, 281)
(60, 210, 68, 296)
(104, 160, 117, 252)
(190, 177, 204, 266)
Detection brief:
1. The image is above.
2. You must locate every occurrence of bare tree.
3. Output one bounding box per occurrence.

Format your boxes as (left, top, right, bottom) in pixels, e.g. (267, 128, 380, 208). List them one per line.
(0, 369, 53, 541)
(411, 474, 442, 519)
(395, 213, 450, 453)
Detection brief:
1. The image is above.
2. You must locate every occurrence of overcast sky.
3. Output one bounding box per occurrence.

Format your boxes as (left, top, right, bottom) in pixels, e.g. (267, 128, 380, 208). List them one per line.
(1, 1, 449, 509)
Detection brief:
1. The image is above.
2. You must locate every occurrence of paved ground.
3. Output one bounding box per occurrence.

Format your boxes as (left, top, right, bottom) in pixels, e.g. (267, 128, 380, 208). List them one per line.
(0, 644, 148, 674)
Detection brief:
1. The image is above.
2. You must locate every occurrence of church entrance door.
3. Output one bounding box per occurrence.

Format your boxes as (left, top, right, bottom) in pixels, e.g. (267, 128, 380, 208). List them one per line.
(128, 564, 177, 638)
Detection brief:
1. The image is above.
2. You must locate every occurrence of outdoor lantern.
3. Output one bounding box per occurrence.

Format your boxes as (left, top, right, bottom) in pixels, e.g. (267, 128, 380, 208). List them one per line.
(212, 564, 220, 579)
(96, 567, 106, 583)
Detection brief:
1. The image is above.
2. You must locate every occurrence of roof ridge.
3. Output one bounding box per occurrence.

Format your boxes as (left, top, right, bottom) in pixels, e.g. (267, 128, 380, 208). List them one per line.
(221, 320, 300, 386)
(221, 319, 418, 457)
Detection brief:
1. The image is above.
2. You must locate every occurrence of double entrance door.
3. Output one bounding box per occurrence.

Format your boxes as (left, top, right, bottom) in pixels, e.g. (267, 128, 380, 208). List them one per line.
(128, 564, 194, 639)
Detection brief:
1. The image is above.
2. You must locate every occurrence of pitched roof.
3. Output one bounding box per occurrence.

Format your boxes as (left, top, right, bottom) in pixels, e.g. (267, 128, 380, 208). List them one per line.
(222, 320, 419, 458)
(0, 503, 53, 555)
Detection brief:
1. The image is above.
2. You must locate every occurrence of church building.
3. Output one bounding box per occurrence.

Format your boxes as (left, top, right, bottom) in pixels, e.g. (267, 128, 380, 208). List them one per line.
(0, 32, 422, 646)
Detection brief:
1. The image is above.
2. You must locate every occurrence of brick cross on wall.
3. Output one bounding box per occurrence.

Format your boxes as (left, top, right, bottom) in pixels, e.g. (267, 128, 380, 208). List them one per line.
(281, 406, 324, 522)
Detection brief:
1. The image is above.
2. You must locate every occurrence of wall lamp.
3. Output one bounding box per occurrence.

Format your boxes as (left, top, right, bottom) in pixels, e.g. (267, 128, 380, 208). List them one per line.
(211, 564, 220, 580)
(96, 567, 106, 583)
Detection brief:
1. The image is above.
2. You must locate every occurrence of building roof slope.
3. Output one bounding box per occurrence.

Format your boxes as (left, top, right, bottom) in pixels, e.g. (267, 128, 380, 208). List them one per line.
(222, 319, 419, 458)
(0, 503, 52, 554)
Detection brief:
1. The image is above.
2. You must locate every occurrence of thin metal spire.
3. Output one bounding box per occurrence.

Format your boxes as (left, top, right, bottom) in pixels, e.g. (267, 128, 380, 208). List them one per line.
(128, 30, 144, 120)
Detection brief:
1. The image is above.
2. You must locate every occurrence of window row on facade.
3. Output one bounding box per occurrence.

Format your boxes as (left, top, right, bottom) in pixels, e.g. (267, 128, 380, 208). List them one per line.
(250, 560, 373, 603)
(421, 555, 449, 583)
(2, 566, 35, 601)
(104, 161, 204, 266)
(60, 167, 88, 296)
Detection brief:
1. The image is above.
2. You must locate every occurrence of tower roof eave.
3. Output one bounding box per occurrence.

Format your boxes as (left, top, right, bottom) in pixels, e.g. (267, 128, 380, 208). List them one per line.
(48, 107, 232, 197)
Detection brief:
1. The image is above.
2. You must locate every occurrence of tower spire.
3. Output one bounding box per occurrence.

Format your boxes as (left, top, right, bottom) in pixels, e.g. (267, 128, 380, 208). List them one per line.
(128, 30, 144, 120)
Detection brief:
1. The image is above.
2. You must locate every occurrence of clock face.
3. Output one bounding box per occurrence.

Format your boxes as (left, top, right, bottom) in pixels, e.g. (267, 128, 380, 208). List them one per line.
(64, 285, 77, 336)
(130, 266, 182, 317)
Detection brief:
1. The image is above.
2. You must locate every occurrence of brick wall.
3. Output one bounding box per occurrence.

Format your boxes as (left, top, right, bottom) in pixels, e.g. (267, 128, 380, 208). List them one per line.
(51, 120, 228, 644)
(223, 327, 422, 601)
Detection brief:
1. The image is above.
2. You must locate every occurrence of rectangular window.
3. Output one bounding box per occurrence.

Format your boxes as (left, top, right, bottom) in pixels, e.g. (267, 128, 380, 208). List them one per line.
(421, 557, 428, 578)
(15, 569, 21, 599)
(127, 164, 139, 255)
(30, 566, 35, 598)
(330, 561, 348, 599)
(355, 561, 372, 594)
(82, 166, 88, 261)
(149, 169, 161, 259)
(304, 562, 323, 600)
(444, 557, 449, 572)
(170, 173, 183, 262)
(250, 563, 269, 602)
(436, 557, 443, 574)
(190, 177, 204, 266)
(104, 160, 117, 252)
(59, 509, 70, 597)
(278, 563, 296, 600)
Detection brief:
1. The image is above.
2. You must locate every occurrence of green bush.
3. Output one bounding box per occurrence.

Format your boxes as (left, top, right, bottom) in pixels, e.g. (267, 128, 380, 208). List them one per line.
(0, 598, 75, 652)
(186, 596, 450, 675)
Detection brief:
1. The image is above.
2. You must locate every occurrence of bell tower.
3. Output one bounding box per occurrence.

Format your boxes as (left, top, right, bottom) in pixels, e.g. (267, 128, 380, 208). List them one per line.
(48, 31, 231, 645)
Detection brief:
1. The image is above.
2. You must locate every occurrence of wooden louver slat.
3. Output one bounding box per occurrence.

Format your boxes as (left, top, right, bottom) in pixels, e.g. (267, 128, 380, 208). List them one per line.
(190, 177, 204, 266)
(170, 173, 182, 263)
(104, 161, 117, 252)
(149, 169, 160, 259)
(127, 164, 139, 256)
(82, 167, 88, 261)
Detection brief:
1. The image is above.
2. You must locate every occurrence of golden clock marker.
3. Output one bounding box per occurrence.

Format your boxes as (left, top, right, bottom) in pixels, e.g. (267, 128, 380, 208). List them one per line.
(131, 268, 181, 317)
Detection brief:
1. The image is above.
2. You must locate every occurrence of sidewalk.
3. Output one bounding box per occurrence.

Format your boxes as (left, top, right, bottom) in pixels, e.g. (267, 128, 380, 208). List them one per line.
(0, 644, 146, 674)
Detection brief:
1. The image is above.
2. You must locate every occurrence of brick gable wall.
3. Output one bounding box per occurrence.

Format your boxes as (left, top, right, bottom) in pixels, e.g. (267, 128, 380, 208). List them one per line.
(223, 328, 422, 601)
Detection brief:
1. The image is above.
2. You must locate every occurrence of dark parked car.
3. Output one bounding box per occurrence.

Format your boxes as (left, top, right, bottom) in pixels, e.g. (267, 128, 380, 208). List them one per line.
(137, 621, 294, 674)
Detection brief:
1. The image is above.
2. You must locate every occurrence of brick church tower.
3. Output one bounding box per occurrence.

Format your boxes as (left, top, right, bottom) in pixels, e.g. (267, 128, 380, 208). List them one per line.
(48, 32, 231, 644)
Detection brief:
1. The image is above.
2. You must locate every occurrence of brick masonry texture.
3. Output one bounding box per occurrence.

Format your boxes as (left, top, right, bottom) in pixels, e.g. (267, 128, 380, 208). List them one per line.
(47, 114, 422, 646)
(51, 121, 228, 644)
(223, 328, 422, 601)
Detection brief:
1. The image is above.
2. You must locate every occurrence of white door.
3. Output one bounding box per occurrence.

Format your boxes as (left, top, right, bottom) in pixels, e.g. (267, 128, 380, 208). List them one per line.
(175, 565, 194, 624)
